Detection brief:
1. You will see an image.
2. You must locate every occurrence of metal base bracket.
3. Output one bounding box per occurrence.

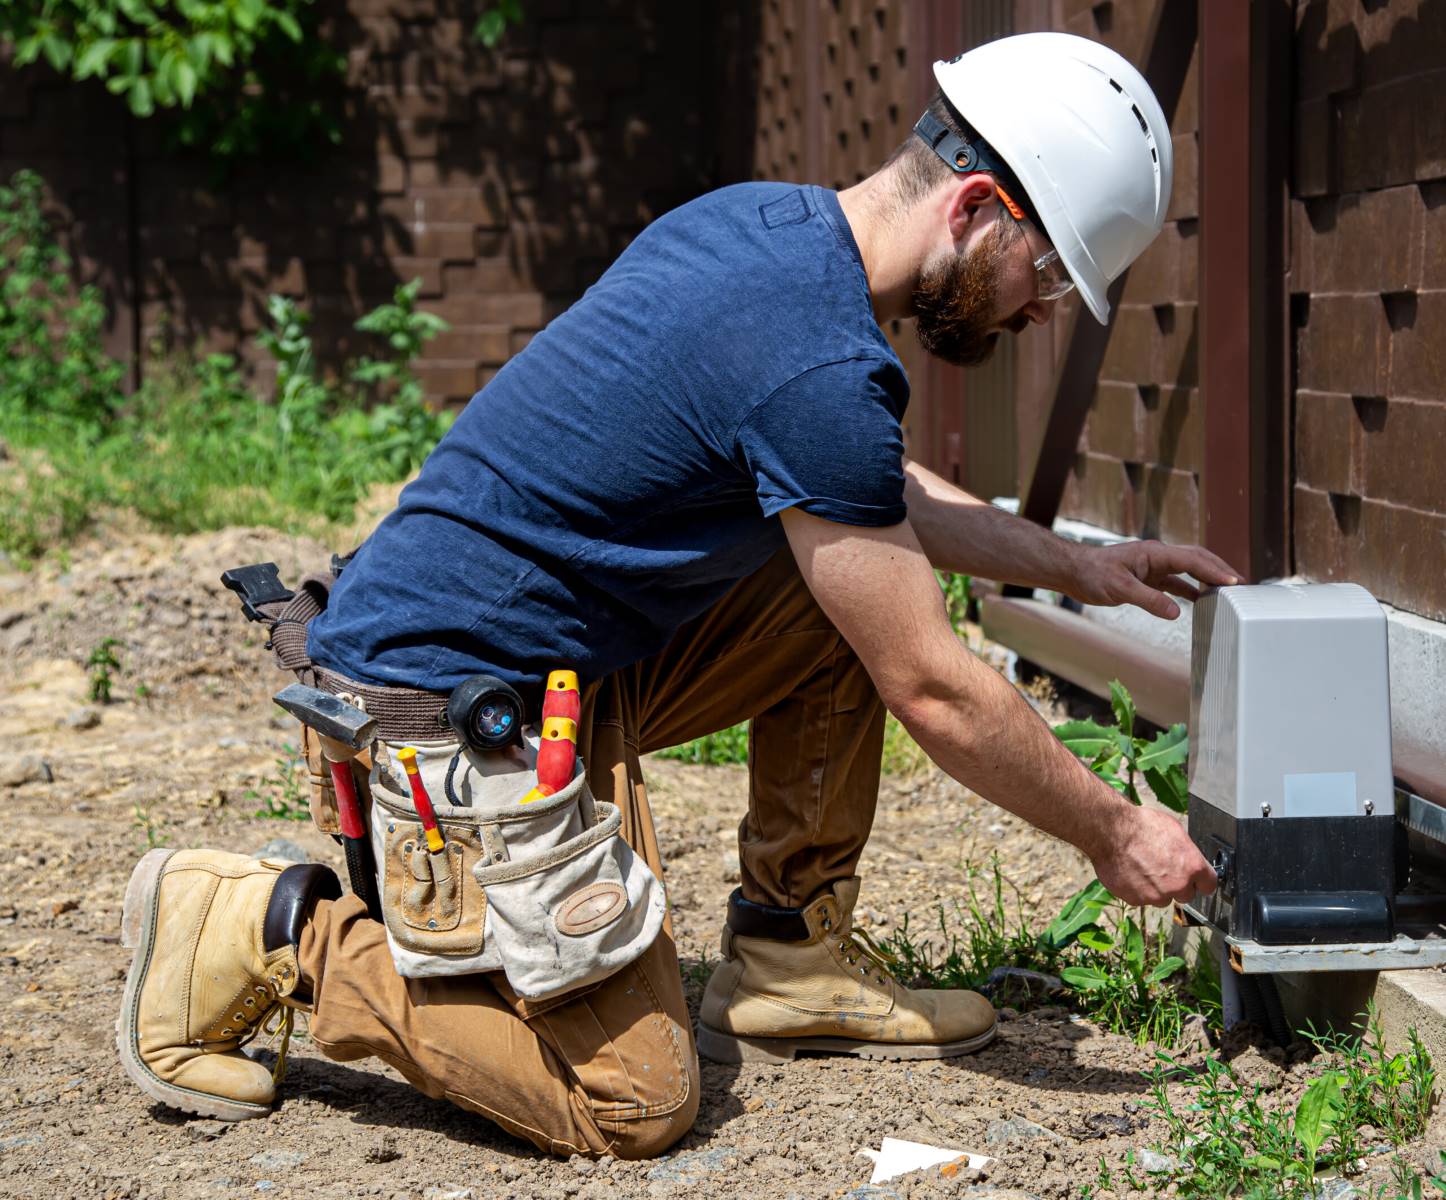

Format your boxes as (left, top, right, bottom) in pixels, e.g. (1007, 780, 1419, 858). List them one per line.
(1177, 902, 1446, 974)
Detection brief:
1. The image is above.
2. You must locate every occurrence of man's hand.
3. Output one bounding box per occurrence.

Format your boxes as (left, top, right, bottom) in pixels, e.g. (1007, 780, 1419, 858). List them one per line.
(1090, 805, 1218, 907)
(1066, 540, 1241, 620)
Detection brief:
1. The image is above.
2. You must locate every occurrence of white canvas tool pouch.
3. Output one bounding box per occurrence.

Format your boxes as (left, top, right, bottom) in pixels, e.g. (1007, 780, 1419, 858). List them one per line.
(368, 738, 666, 999)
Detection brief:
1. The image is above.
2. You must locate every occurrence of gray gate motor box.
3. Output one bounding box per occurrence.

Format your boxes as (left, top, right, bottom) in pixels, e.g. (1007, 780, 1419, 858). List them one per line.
(1183, 583, 1403, 945)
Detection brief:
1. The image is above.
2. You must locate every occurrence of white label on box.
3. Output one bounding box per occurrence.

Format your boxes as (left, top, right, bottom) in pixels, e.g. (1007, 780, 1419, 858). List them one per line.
(1282, 771, 1357, 818)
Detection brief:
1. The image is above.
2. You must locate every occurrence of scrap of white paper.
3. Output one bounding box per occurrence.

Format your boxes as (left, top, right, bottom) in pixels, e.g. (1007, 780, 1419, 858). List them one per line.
(856, 1137, 994, 1184)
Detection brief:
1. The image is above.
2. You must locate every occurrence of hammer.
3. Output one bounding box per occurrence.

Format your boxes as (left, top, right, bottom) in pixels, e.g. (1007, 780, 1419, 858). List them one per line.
(273, 683, 383, 922)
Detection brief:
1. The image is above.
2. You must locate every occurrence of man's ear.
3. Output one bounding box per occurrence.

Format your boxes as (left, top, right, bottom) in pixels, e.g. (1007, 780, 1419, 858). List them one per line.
(944, 173, 999, 248)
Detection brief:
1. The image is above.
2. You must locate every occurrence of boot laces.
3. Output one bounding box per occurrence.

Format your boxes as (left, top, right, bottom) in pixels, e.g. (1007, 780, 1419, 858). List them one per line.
(821, 912, 896, 986)
(219, 978, 300, 1086)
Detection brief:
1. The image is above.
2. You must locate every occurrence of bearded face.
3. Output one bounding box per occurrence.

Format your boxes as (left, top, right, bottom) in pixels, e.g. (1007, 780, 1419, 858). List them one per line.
(911, 211, 1021, 368)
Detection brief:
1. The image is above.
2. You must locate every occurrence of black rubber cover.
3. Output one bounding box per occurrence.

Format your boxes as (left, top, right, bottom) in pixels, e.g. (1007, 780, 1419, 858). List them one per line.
(263, 863, 342, 952)
(343, 838, 383, 924)
(1252, 891, 1393, 945)
(726, 887, 811, 942)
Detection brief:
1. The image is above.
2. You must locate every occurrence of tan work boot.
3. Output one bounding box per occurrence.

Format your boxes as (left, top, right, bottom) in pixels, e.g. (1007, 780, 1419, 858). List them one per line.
(697, 878, 996, 1063)
(116, 848, 340, 1120)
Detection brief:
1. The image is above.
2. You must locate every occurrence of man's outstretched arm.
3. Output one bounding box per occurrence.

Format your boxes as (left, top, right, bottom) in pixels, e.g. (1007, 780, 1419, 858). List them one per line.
(780, 506, 1218, 908)
(903, 458, 1240, 620)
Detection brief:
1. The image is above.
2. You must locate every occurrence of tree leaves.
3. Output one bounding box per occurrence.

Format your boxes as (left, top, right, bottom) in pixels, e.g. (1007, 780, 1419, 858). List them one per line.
(1, 0, 343, 163)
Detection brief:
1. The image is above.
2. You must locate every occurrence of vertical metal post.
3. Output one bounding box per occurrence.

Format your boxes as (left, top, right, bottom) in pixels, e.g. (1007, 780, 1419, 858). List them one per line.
(1198, 0, 1290, 579)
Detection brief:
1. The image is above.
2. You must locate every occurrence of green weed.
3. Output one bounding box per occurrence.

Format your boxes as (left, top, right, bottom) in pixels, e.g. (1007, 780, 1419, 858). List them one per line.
(1105, 1007, 1439, 1199)
(86, 637, 122, 703)
(132, 802, 167, 851)
(866, 855, 1064, 998)
(250, 745, 309, 822)
(1053, 678, 1190, 813)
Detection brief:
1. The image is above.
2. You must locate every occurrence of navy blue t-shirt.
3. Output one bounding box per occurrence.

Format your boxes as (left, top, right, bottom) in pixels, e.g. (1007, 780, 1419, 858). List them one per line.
(308, 183, 909, 694)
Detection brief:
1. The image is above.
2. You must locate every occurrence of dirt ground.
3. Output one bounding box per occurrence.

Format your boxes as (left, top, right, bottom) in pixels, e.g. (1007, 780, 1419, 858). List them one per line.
(0, 525, 1441, 1199)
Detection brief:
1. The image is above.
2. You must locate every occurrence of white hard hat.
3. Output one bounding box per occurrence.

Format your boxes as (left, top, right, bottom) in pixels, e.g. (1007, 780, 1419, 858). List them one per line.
(932, 33, 1172, 324)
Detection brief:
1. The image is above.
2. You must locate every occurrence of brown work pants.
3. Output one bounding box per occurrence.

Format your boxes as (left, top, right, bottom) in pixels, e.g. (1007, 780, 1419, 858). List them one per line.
(297, 550, 887, 1158)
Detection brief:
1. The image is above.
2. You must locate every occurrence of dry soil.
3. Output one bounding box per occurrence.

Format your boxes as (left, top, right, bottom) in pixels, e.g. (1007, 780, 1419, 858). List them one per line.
(0, 525, 1440, 1199)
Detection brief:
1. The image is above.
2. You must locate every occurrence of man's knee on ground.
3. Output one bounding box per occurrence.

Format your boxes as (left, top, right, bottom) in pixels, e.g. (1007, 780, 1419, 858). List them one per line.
(601, 1081, 700, 1160)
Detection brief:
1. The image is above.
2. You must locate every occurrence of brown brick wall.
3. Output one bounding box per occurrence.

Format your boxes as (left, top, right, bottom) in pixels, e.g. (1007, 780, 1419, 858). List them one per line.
(1, 1, 727, 406)
(1288, 0, 1446, 620)
(1051, 0, 1204, 546)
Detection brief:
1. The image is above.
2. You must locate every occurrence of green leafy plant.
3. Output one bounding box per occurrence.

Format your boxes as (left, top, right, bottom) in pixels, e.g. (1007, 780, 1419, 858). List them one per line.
(473, 0, 523, 47)
(1, 0, 344, 161)
(1052, 678, 1189, 812)
(936, 570, 973, 633)
(0, 170, 123, 433)
(1059, 908, 1189, 1045)
(132, 802, 167, 849)
(250, 744, 308, 821)
(86, 637, 123, 703)
(1114, 1009, 1439, 1200)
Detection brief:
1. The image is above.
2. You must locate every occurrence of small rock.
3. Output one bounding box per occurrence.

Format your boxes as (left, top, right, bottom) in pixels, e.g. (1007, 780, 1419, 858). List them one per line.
(571, 1156, 596, 1174)
(156, 607, 190, 629)
(217, 737, 248, 750)
(422, 1189, 473, 1199)
(50, 899, 79, 917)
(255, 1184, 276, 1194)
(985, 1116, 1065, 1145)
(996, 1007, 1019, 1022)
(719, 852, 740, 883)
(743, 1096, 767, 1113)
(1136, 1148, 1178, 1173)
(0, 756, 52, 787)
(255, 839, 308, 863)
(364, 1133, 401, 1164)
(247, 1150, 306, 1171)
(186, 1120, 229, 1142)
(1316, 1179, 1359, 1200)
(0, 1135, 42, 1150)
(646, 1147, 740, 1183)
(854, 906, 887, 928)
(61, 708, 101, 730)
(0, 957, 18, 968)
(817, 1092, 853, 1106)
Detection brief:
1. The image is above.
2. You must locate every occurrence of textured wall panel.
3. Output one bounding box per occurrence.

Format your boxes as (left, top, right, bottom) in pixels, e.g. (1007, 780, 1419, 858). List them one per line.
(1, 1, 722, 407)
(1291, 0, 1446, 617)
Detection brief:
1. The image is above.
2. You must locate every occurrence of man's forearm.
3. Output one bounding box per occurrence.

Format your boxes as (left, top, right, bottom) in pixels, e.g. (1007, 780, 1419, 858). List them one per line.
(904, 457, 1079, 592)
(897, 648, 1132, 863)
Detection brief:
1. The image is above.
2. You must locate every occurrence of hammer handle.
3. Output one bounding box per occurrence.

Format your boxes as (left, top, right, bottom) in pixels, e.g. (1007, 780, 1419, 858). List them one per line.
(328, 758, 366, 840)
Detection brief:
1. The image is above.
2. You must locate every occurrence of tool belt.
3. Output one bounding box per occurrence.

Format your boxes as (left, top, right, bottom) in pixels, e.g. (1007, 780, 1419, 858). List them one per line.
(222, 560, 667, 998)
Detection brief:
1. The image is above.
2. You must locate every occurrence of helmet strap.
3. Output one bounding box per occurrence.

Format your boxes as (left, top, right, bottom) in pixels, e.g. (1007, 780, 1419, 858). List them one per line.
(912, 109, 1046, 232)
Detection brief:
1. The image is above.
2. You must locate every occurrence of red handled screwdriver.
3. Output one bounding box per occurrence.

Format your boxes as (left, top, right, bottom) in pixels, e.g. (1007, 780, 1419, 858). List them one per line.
(395, 746, 445, 852)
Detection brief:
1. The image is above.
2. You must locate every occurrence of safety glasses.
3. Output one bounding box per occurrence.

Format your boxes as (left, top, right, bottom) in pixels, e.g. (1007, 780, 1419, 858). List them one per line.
(995, 184, 1075, 302)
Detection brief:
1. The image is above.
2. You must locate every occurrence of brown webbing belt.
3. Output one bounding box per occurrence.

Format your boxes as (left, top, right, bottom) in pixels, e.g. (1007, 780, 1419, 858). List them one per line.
(261, 574, 453, 743)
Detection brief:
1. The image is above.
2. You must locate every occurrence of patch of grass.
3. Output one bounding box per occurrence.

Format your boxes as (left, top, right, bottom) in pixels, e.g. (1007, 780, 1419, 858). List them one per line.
(866, 855, 1064, 1001)
(0, 170, 453, 562)
(866, 864, 1218, 1042)
(656, 722, 750, 766)
(1090, 1007, 1439, 1199)
(250, 745, 309, 822)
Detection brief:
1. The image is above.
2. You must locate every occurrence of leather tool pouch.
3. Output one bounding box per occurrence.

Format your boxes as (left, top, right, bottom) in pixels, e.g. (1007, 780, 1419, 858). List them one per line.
(368, 740, 667, 999)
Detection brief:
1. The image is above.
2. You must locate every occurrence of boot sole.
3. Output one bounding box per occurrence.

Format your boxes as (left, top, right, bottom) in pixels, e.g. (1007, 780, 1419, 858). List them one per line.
(695, 1018, 998, 1064)
(115, 849, 274, 1122)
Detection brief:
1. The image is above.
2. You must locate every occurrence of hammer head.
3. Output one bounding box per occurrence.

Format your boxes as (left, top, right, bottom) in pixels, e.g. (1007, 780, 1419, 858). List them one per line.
(273, 683, 376, 750)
